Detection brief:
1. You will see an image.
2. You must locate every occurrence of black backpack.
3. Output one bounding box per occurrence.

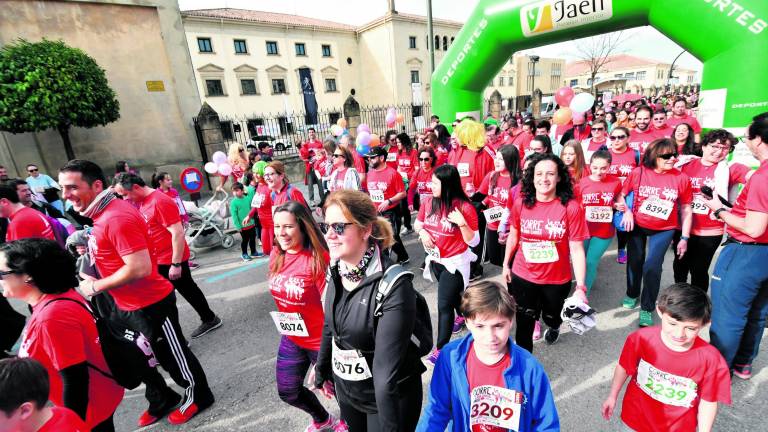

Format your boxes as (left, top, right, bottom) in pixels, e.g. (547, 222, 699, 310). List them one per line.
(42, 297, 157, 390)
(374, 264, 434, 357)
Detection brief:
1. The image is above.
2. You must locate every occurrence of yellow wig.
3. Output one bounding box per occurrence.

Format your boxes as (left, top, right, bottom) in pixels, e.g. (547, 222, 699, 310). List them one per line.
(455, 119, 486, 151)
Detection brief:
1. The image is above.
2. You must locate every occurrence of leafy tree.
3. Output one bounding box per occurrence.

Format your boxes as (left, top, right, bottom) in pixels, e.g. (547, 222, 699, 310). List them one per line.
(0, 39, 119, 160)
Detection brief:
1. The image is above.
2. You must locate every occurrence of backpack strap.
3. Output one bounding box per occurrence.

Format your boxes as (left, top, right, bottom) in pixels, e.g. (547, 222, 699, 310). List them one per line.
(373, 264, 414, 317)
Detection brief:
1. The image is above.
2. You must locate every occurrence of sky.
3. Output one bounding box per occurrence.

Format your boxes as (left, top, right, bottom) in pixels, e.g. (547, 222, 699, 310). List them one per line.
(178, 0, 703, 72)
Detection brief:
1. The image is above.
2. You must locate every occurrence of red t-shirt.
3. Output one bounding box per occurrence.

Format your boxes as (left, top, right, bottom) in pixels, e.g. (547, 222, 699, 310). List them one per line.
(619, 327, 731, 432)
(351, 149, 367, 176)
(608, 148, 639, 185)
(628, 128, 661, 154)
(312, 156, 330, 177)
(579, 176, 622, 239)
(510, 197, 589, 284)
(271, 183, 308, 210)
(667, 114, 702, 134)
(6, 207, 55, 241)
(448, 146, 494, 197)
(396, 149, 418, 178)
(728, 160, 768, 243)
(435, 146, 450, 167)
(328, 167, 348, 193)
(91, 199, 174, 311)
(479, 173, 513, 231)
(249, 182, 274, 226)
(158, 187, 189, 224)
(417, 198, 479, 258)
(139, 190, 189, 265)
(268, 249, 328, 350)
(366, 166, 405, 212)
(407, 168, 434, 207)
(622, 167, 693, 231)
(20, 291, 124, 427)
(654, 125, 674, 138)
(466, 342, 512, 432)
(510, 130, 533, 156)
(38, 406, 90, 432)
(680, 160, 750, 233)
(582, 137, 608, 159)
(386, 147, 399, 169)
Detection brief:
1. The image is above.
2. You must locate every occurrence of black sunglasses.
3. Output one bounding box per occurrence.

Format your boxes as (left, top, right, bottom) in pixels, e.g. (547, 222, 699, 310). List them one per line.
(419, 157, 432, 161)
(592, 127, 605, 131)
(658, 152, 678, 160)
(332, 154, 345, 158)
(28, 168, 38, 172)
(0, 270, 17, 279)
(609, 135, 627, 140)
(319, 222, 354, 236)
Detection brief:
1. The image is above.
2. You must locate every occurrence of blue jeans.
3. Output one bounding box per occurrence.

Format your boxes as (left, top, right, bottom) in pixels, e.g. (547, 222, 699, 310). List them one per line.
(626, 228, 675, 312)
(710, 243, 768, 368)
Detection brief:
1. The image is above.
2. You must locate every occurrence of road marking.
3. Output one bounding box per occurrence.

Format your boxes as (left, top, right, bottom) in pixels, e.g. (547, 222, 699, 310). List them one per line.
(205, 260, 269, 283)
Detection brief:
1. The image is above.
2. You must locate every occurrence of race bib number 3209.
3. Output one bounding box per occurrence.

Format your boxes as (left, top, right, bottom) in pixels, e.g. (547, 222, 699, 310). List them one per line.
(470, 385, 523, 431)
(636, 359, 698, 408)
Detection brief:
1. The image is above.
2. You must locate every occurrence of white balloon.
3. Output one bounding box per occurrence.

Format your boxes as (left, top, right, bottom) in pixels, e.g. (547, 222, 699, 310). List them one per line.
(212, 151, 227, 164)
(204, 162, 218, 174)
(570, 93, 596, 113)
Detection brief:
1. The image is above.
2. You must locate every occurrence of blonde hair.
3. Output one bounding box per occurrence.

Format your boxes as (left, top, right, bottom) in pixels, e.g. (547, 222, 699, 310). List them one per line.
(562, 139, 587, 181)
(455, 119, 485, 151)
(323, 190, 394, 249)
(461, 281, 517, 320)
(227, 143, 248, 166)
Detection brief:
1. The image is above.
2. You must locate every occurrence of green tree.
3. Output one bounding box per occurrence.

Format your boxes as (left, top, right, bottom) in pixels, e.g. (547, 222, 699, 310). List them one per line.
(0, 39, 119, 160)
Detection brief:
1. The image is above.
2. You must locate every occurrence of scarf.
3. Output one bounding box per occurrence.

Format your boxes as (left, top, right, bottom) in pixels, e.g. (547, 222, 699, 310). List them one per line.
(81, 187, 118, 219)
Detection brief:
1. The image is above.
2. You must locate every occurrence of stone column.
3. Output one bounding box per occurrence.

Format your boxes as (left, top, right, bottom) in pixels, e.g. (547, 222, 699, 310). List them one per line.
(195, 102, 226, 190)
(343, 96, 361, 138)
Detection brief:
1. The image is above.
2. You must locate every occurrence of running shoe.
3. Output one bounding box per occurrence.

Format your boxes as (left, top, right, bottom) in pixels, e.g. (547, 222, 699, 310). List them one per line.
(622, 296, 638, 309)
(638, 310, 653, 327)
(533, 321, 542, 341)
(544, 327, 560, 345)
(452, 316, 465, 334)
(241, 254, 252, 262)
(137, 398, 179, 427)
(426, 348, 440, 366)
(168, 400, 212, 425)
(137, 411, 163, 427)
(401, 226, 414, 235)
(616, 250, 627, 264)
(304, 414, 349, 432)
(250, 252, 265, 259)
(188, 261, 200, 270)
(191, 316, 223, 339)
(733, 363, 752, 380)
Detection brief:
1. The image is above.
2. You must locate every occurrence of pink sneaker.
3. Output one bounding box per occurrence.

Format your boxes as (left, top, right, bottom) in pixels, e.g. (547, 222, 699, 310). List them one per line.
(533, 321, 542, 341)
(452, 316, 465, 334)
(305, 414, 348, 432)
(426, 348, 440, 366)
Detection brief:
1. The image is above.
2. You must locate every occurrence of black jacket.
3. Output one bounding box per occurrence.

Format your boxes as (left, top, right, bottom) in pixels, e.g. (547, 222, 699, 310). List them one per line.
(315, 252, 426, 431)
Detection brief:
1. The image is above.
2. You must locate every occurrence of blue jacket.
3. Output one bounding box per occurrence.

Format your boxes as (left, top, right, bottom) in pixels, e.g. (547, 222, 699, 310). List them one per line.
(417, 334, 559, 432)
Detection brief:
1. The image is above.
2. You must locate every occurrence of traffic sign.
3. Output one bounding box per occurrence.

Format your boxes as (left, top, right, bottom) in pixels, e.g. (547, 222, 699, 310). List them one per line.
(180, 167, 204, 193)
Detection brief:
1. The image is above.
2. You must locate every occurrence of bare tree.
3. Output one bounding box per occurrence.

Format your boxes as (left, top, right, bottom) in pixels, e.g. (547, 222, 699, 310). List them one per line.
(572, 31, 629, 96)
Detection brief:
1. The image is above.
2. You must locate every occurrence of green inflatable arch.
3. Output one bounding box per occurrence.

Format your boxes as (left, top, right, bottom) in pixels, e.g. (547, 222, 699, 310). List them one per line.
(432, 0, 768, 133)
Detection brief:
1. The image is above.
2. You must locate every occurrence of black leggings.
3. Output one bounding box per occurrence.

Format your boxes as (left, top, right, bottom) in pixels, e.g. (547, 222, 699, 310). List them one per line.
(92, 415, 115, 432)
(508, 274, 571, 353)
(470, 203, 486, 275)
(484, 229, 504, 266)
(399, 199, 412, 230)
(383, 209, 409, 262)
(240, 227, 257, 255)
(672, 231, 722, 292)
(157, 261, 217, 323)
(617, 230, 629, 251)
(432, 262, 465, 349)
(337, 375, 422, 432)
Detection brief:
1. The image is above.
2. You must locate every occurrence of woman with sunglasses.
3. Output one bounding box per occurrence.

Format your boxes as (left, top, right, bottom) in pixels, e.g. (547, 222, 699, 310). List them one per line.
(581, 119, 609, 162)
(423, 132, 447, 167)
(315, 190, 426, 431)
(501, 153, 589, 352)
(267, 202, 348, 432)
(395, 133, 419, 234)
(264, 161, 308, 211)
(328, 145, 362, 193)
(607, 127, 639, 264)
(478, 145, 522, 267)
(619, 138, 693, 327)
(407, 147, 437, 213)
(384, 130, 399, 169)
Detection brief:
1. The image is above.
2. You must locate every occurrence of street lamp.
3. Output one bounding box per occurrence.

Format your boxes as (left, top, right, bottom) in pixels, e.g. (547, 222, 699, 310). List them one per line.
(529, 55, 540, 109)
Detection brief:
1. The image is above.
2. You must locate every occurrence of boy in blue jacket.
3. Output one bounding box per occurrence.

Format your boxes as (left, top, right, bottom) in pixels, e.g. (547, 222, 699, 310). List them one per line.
(417, 281, 559, 432)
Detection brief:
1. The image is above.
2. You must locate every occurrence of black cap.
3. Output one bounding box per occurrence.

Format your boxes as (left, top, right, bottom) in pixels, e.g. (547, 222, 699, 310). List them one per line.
(365, 147, 388, 158)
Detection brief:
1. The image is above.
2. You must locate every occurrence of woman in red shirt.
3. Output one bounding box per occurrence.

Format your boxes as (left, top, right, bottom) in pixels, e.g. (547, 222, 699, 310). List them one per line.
(560, 140, 590, 184)
(152, 171, 190, 226)
(268, 201, 347, 432)
(415, 165, 480, 365)
(501, 153, 589, 353)
(407, 147, 436, 213)
(619, 139, 693, 327)
(396, 133, 419, 233)
(424, 132, 447, 167)
(265, 161, 308, 210)
(327, 145, 361, 193)
(245, 161, 274, 255)
(1, 239, 123, 431)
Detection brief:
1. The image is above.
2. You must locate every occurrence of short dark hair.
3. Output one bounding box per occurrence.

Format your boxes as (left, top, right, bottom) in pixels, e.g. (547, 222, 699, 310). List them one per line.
(590, 149, 612, 165)
(641, 138, 677, 169)
(430, 114, 440, 121)
(25, 163, 38, 170)
(657, 283, 712, 323)
(232, 181, 245, 191)
(635, 105, 653, 117)
(0, 357, 50, 415)
(6, 179, 27, 190)
(701, 129, 737, 154)
(536, 120, 551, 132)
(523, 119, 536, 129)
(59, 159, 107, 188)
(113, 172, 146, 189)
(673, 97, 687, 107)
(747, 111, 768, 142)
(258, 142, 271, 150)
(0, 238, 78, 294)
(0, 184, 20, 203)
(307, 127, 316, 133)
(461, 281, 516, 320)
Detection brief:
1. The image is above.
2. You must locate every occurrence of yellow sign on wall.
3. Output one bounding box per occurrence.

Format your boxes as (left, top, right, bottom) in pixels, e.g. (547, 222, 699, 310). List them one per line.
(146, 80, 165, 92)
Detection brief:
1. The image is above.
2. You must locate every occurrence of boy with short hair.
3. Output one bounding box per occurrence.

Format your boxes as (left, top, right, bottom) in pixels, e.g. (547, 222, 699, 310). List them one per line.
(602, 283, 731, 432)
(417, 281, 559, 432)
(0, 357, 88, 432)
(230, 182, 261, 261)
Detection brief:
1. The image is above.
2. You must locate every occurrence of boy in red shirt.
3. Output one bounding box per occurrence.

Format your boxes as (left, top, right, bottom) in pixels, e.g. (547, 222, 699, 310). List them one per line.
(0, 357, 89, 432)
(602, 283, 731, 432)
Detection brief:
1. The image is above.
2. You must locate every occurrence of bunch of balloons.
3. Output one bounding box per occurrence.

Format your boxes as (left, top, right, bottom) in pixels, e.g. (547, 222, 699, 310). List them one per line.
(204, 151, 233, 176)
(552, 87, 595, 126)
(385, 107, 404, 129)
(354, 123, 382, 155)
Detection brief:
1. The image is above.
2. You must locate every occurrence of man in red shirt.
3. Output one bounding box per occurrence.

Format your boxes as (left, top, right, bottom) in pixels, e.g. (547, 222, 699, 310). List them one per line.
(509, 119, 534, 156)
(113, 173, 222, 339)
(365, 146, 409, 264)
(0, 184, 54, 242)
(58, 160, 214, 426)
(299, 127, 324, 203)
(651, 110, 673, 138)
(628, 105, 658, 154)
(667, 97, 702, 142)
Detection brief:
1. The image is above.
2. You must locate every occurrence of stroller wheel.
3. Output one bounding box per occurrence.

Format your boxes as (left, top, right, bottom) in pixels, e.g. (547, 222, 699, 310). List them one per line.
(189, 250, 197, 260)
(222, 234, 235, 249)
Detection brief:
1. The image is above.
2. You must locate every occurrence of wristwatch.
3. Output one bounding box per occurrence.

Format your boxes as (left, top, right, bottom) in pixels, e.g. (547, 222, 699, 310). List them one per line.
(171, 262, 182, 268)
(713, 207, 727, 220)
(680, 236, 690, 241)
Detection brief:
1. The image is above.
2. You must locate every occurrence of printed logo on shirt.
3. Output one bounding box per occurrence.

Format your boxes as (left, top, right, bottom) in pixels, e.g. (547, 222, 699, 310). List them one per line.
(582, 192, 614, 205)
(638, 185, 678, 202)
(425, 213, 456, 234)
(269, 274, 306, 301)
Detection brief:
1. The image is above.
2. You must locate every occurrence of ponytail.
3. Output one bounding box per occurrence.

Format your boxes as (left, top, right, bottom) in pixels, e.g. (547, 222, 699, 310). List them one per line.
(371, 217, 395, 250)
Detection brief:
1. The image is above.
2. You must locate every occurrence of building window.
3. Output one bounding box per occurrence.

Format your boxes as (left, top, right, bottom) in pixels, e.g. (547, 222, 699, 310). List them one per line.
(570, 79, 578, 87)
(205, 79, 224, 96)
(636, 71, 646, 81)
(625, 72, 636, 81)
(498, 76, 504, 86)
(508, 75, 514, 86)
(266, 41, 279, 55)
(614, 73, 623, 78)
(442, 36, 448, 50)
(325, 78, 337, 92)
(271, 78, 287, 94)
(409, 36, 417, 49)
(277, 116, 294, 134)
(328, 112, 341, 125)
(241, 79, 257, 95)
(410, 70, 420, 84)
(220, 121, 233, 140)
(434, 35, 440, 50)
(321, 44, 332, 57)
(234, 39, 247, 54)
(295, 43, 306, 56)
(197, 38, 213, 53)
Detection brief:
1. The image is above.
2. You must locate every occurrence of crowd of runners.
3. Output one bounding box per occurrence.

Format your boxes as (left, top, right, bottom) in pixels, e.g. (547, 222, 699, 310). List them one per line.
(0, 93, 767, 432)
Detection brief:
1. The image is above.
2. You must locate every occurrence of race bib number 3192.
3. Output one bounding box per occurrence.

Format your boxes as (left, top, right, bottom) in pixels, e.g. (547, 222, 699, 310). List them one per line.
(636, 359, 698, 408)
(470, 385, 523, 431)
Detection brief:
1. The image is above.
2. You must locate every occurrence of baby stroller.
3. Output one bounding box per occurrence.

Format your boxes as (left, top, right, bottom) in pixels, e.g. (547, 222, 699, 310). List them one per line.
(185, 190, 237, 259)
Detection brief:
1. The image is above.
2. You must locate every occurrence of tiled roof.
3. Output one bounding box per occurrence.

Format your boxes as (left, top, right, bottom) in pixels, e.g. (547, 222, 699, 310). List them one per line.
(182, 8, 357, 32)
(565, 54, 667, 76)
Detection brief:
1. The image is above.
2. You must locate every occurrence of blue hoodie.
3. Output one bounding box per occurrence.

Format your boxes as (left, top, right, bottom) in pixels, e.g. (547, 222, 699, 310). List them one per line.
(417, 334, 559, 432)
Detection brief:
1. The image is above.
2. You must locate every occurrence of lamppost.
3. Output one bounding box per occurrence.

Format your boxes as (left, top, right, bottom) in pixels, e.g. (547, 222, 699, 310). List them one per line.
(529, 55, 540, 111)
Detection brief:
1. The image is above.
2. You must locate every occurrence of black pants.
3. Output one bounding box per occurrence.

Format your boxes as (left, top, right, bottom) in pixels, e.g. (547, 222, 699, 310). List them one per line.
(239, 227, 257, 255)
(382, 209, 409, 262)
(617, 230, 629, 251)
(92, 415, 114, 432)
(672, 231, 722, 292)
(508, 274, 571, 353)
(470, 202, 486, 276)
(0, 296, 25, 355)
(157, 262, 216, 324)
(337, 374, 422, 432)
(112, 293, 214, 416)
(431, 262, 465, 349)
(307, 170, 325, 202)
(399, 199, 412, 230)
(484, 229, 504, 267)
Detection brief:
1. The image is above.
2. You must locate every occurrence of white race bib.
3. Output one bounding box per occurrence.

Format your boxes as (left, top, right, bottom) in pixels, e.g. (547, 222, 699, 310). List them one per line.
(483, 206, 504, 224)
(638, 197, 674, 220)
(331, 339, 372, 381)
(269, 312, 308, 337)
(370, 190, 385, 203)
(251, 193, 265, 209)
(469, 385, 523, 431)
(458, 163, 470, 177)
(692, 195, 709, 215)
(636, 359, 698, 408)
(585, 205, 613, 223)
(386, 152, 397, 162)
(521, 241, 559, 263)
(425, 246, 441, 260)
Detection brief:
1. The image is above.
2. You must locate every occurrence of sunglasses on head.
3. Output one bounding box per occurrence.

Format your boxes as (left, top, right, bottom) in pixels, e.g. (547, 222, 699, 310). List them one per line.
(609, 135, 627, 140)
(319, 222, 354, 236)
(658, 152, 678, 160)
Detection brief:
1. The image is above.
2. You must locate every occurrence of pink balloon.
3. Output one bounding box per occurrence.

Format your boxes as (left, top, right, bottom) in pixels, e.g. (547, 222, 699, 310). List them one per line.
(385, 112, 396, 124)
(571, 111, 586, 124)
(357, 131, 372, 146)
(357, 124, 371, 134)
(554, 87, 575, 107)
(218, 163, 232, 177)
